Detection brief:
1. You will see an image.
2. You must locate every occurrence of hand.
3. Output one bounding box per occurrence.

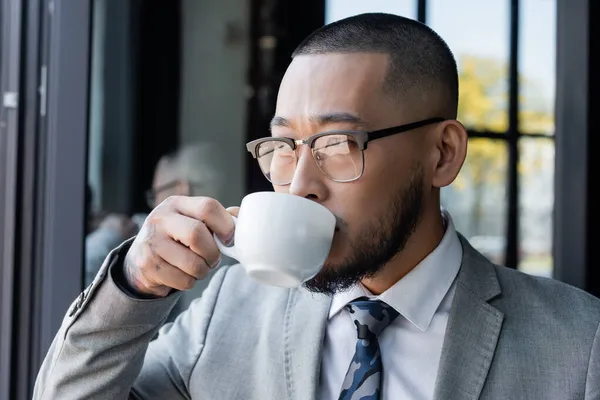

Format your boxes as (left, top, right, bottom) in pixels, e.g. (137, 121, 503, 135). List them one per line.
(99, 214, 139, 239)
(123, 196, 236, 297)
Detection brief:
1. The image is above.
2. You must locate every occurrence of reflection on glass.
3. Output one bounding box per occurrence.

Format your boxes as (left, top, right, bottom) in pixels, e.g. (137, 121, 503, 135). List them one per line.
(518, 138, 554, 277)
(519, 0, 556, 135)
(442, 139, 507, 265)
(428, 0, 509, 132)
(325, 0, 416, 24)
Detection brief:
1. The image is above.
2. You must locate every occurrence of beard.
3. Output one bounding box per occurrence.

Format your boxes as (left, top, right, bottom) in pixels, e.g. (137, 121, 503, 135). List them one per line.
(303, 163, 425, 295)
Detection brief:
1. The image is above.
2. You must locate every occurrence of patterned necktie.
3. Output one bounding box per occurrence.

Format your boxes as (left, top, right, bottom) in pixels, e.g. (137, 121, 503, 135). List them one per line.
(338, 297, 400, 400)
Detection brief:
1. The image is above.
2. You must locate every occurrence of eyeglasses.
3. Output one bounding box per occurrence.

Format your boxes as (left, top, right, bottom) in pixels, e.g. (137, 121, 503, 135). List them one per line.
(246, 117, 444, 185)
(145, 180, 204, 208)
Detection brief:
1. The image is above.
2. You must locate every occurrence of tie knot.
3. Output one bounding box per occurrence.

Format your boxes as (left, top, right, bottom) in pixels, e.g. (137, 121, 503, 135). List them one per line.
(346, 298, 400, 339)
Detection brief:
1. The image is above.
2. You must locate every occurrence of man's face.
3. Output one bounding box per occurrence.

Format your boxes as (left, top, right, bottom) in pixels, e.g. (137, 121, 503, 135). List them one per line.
(272, 53, 434, 294)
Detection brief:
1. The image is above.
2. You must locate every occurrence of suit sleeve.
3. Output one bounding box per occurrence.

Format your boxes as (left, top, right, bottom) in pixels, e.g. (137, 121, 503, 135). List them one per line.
(586, 321, 600, 399)
(33, 238, 228, 400)
(131, 263, 229, 399)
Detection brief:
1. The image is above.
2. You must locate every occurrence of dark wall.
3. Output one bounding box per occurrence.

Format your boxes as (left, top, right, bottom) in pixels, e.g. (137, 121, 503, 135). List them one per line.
(131, 0, 181, 213)
(586, 0, 598, 296)
(554, 0, 598, 296)
(245, 0, 325, 193)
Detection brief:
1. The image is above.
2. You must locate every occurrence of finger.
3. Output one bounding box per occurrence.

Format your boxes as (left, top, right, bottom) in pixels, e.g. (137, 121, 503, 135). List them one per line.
(160, 213, 221, 267)
(169, 196, 235, 243)
(140, 252, 198, 292)
(154, 238, 214, 279)
(226, 206, 240, 218)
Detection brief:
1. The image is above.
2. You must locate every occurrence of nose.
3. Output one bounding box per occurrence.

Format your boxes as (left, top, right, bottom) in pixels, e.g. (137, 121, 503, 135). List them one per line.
(287, 146, 329, 201)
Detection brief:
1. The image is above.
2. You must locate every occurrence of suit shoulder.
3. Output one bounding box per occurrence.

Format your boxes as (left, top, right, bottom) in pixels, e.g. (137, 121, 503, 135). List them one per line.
(493, 265, 600, 325)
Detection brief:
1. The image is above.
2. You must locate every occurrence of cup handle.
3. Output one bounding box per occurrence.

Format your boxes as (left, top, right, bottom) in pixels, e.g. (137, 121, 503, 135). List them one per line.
(214, 215, 238, 260)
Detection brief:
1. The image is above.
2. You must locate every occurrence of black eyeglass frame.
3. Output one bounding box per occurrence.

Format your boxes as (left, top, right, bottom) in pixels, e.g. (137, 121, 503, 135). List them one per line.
(246, 117, 445, 184)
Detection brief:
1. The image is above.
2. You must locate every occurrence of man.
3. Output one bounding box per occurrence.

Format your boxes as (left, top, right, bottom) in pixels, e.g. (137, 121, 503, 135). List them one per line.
(35, 13, 599, 400)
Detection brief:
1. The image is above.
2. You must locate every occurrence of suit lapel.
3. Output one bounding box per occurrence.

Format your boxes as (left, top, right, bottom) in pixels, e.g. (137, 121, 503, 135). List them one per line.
(433, 236, 505, 400)
(283, 288, 331, 400)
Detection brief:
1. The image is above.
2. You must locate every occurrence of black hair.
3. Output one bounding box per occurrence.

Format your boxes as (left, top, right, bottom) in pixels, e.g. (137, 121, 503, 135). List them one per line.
(293, 13, 458, 117)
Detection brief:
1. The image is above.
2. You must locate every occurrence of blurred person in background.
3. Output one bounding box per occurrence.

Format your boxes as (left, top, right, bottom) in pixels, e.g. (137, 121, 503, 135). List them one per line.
(85, 211, 139, 286)
(85, 142, 228, 313)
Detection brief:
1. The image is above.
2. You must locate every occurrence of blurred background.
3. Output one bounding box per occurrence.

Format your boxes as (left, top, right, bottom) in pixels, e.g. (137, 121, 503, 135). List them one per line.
(0, 0, 597, 398)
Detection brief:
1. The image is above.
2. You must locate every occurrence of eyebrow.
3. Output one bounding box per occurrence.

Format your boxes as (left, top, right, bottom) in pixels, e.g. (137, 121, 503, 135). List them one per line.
(269, 112, 366, 130)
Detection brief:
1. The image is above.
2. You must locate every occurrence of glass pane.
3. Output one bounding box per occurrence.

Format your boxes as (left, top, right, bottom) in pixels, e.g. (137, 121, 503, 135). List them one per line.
(441, 139, 508, 265)
(325, 0, 416, 24)
(428, 0, 509, 132)
(519, 0, 556, 135)
(518, 138, 554, 277)
(86, 0, 143, 286)
(86, 0, 247, 323)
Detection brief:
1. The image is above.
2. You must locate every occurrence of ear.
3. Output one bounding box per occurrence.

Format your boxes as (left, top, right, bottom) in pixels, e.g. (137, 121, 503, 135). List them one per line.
(430, 120, 468, 188)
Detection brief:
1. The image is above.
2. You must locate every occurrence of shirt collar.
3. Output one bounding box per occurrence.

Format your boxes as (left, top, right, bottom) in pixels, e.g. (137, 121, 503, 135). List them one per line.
(329, 209, 463, 331)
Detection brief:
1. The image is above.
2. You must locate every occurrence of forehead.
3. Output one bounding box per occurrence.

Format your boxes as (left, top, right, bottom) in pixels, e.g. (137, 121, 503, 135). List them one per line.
(275, 53, 391, 126)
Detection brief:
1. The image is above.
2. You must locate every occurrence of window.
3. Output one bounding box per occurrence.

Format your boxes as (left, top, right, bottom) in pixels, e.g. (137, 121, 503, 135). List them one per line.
(325, 0, 416, 23)
(517, 0, 556, 277)
(85, 0, 249, 320)
(325, 0, 557, 277)
(429, 0, 556, 277)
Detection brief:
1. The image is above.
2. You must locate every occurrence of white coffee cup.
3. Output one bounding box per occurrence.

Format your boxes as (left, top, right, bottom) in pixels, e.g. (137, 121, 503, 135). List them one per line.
(215, 191, 336, 287)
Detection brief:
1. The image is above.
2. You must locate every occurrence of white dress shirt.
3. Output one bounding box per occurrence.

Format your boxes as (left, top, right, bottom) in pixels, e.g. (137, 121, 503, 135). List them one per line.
(318, 210, 463, 400)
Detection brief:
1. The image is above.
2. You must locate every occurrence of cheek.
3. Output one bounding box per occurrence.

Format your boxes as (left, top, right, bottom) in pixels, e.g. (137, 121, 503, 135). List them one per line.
(362, 143, 425, 194)
(326, 153, 409, 234)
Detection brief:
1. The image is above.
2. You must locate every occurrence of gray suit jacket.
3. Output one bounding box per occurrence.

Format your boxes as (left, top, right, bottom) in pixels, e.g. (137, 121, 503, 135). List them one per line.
(34, 237, 600, 399)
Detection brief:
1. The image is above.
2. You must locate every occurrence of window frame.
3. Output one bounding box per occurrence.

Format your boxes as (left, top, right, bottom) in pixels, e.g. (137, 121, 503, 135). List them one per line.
(419, 0, 555, 271)
(0, 1, 92, 399)
(0, 0, 24, 397)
